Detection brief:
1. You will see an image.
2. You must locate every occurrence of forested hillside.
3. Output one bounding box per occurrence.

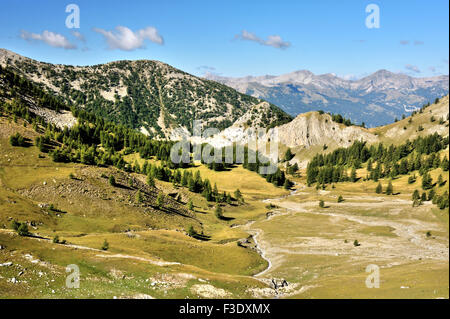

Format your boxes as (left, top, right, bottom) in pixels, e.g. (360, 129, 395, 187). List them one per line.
(0, 49, 292, 138)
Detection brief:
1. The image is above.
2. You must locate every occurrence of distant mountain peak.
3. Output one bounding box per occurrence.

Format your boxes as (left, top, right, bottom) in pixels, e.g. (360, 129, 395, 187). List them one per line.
(205, 69, 449, 127)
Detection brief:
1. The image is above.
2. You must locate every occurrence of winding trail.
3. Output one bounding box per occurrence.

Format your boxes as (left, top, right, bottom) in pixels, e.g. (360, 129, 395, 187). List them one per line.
(243, 182, 449, 284)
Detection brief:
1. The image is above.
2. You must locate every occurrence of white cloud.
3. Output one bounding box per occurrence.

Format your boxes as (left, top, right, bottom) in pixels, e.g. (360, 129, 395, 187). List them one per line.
(71, 31, 86, 43)
(197, 65, 216, 71)
(405, 64, 421, 73)
(235, 30, 291, 49)
(20, 30, 76, 49)
(400, 40, 424, 46)
(93, 26, 164, 51)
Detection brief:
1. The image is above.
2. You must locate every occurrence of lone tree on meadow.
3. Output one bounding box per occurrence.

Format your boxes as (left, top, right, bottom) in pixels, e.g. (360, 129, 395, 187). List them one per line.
(215, 205, 223, 219)
(337, 195, 344, 203)
(319, 200, 325, 208)
(386, 181, 393, 195)
(375, 183, 382, 194)
(187, 226, 196, 237)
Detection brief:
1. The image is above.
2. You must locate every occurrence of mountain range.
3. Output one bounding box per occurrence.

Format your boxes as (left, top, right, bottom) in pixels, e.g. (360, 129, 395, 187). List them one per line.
(0, 49, 291, 139)
(205, 70, 449, 127)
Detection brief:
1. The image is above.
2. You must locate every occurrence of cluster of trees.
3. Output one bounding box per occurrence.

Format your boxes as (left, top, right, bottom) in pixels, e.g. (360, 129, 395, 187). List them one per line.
(10, 220, 30, 236)
(9, 132, 27, 147)
(307, 134, 449, 186)
(375, 181, 394, 195)
(330, 113, 354, 126)
(2, 67, 242, 211)
(412, 188, 449, 210)
(1, 65, 68, 113)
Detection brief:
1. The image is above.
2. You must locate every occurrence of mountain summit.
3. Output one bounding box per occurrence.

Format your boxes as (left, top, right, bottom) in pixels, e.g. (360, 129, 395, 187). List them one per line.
(0, 49, 291, 138)
(205, 69, 449, 127)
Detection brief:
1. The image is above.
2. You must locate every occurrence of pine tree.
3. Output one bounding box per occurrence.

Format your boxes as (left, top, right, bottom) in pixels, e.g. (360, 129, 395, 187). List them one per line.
(375, 183, 382, 194)
(284, 148, 294, 162)
(187, 199, 194, 211)
(214, 205, 223, 219)
(441, 156, 449, 171)
(187, 226, 196, 237)
(135, 190, 143, 203)
(386, 181, 393, 195)
(147, 174, 155, 187)
(427, 189, 435, 201)
(421, 173, 433, 190)
(156, 193, 164, 208)
(109, 175, 116, 187)
(350, 168, 357, 182)
(283, 179, 291, 190)
(437, 174, 444, 186)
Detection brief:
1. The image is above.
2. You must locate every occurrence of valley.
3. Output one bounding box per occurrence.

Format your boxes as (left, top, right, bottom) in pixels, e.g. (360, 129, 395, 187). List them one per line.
(0, 52, 448, 299)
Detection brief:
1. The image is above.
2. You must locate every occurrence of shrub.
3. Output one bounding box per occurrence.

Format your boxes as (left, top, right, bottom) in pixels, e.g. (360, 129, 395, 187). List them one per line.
(337, 195, 344, 203)
(53, 235, 60, 243)
(11, 220, 29, 236)
(10, 220, 21, 231)
(109, 175, 116, 186)
(17, 223, 29, 236)
(319, 200, 325, 208)
(101, 239, 109, 251)
(353, 240, 360, 247)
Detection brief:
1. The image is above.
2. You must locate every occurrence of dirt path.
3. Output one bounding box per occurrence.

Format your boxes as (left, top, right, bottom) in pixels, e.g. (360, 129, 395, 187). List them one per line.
(245, 185, 449, 286)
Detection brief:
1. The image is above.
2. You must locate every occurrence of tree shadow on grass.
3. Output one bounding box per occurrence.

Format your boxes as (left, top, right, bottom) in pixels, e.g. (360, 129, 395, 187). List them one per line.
(192, 233, 211, 241)
(218, 215, 235, 221)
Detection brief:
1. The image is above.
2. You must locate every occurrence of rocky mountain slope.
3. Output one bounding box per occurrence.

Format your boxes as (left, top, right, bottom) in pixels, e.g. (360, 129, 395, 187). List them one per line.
(205, 69, 449, 127)
(204, 95, 449, 168)
(0, 49, 291, 139)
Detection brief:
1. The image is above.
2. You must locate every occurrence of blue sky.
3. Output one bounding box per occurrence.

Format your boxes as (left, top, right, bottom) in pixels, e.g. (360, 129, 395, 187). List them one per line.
(0, 0, 448, 78)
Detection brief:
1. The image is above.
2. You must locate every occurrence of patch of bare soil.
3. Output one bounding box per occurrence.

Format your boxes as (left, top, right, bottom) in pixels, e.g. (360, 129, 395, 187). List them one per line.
(190, 284, 231, 298)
